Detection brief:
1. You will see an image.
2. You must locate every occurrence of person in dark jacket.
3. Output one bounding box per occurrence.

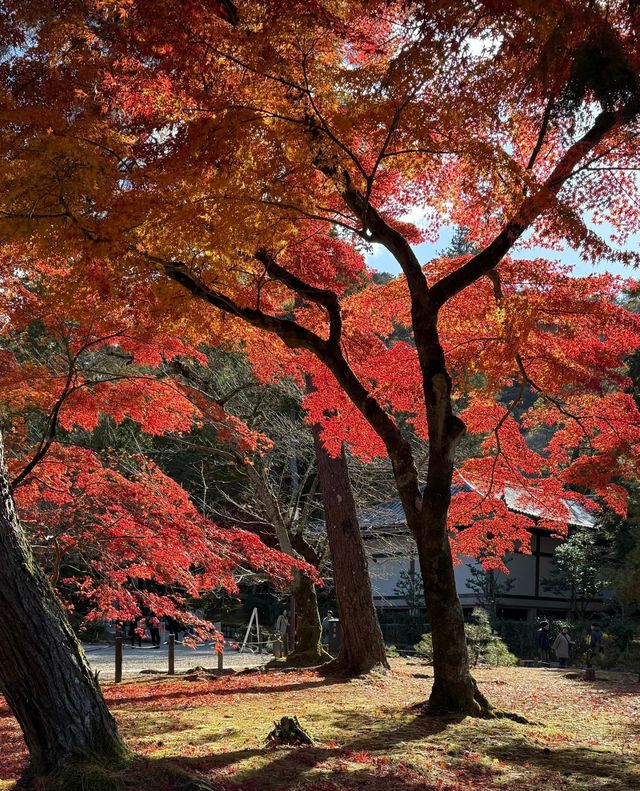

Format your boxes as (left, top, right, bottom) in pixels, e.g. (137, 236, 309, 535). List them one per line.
(165, 616, 181, 643)
(128, 618, 142, 648)
(148, 615, 161, 648)
(587, 623, 604, 665)
(536, 621, 551, 663)
(590, 623, 603, 652)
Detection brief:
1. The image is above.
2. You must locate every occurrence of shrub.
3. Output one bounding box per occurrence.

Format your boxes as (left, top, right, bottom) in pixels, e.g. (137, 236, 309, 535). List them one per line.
(414, 633, 433, 663)
(594, 635, 640, 671)
(414, 609, 517, 667)
(495, 620, 537, 659)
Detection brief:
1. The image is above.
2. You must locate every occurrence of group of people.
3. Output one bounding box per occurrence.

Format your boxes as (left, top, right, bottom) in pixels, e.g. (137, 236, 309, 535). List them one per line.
(273, 609, 336, 654)
(124, 615, 184, 648)
(536, 621, 604, 667)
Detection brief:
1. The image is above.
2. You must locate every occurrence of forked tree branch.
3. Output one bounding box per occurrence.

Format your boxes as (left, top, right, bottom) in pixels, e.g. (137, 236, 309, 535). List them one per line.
(150, 252, 424, 522)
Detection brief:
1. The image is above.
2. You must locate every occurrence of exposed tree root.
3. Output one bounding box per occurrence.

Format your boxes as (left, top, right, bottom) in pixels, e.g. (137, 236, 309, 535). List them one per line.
(265, 647, 332, 670)
(321, 658, 390, 678)
(417, 682, 530, 724)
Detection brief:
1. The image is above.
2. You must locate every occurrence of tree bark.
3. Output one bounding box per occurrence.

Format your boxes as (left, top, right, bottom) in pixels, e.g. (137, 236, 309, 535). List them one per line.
(287, 527, 327, 664)
(410, 317, 490, 715)
(289, 567, 325, 663)
(412, 508, 489, 714)
(243, 462, 327, 664)
(0, 433, 124, 780)
(313, 431, 389, 674)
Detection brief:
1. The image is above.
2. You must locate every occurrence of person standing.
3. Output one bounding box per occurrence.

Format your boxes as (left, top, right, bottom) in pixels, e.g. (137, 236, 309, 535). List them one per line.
(321, 610, 334, 648)
(552, 627, 573, 668)
(165, 616, 181, 643)
(589, 623, 603, 653)
(275, 610, 289, 656)
(148, 615, 161, 648)
(536, 621, 551, 664)
(588, 623, 604, 665)
(128, 618, 142, 648)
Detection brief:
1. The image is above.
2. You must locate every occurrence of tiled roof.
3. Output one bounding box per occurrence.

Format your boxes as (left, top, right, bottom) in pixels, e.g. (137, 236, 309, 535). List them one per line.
(354, 481, 596, 531)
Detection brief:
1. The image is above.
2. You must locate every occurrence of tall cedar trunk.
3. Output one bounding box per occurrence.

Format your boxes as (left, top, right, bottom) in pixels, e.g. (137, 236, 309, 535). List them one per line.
(0, 434, 124, 779)
(313, 431, 389, 674)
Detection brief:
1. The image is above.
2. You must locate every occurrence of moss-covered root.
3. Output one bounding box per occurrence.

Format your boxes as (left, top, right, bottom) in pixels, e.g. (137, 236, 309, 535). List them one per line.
(265, 647, 333, 670)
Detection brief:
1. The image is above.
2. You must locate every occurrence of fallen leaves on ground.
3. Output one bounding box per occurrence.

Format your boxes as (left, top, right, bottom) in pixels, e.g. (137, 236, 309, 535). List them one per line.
(1, 660, 639, 790)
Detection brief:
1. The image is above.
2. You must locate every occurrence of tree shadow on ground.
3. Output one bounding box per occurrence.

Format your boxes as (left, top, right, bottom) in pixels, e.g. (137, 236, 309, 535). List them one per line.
(120, 713, 204, 741)
(149, 752, 447, 791)
(555, 669, 640, 697)
(173, 709, 463, 790)
(163, 700, 640, 791)
(484, 738, 640, 788)
(107, 675, 348, 709)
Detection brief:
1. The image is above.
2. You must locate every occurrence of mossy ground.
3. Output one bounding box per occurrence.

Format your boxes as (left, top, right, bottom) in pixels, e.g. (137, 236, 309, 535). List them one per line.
(1, 660, 638, 790)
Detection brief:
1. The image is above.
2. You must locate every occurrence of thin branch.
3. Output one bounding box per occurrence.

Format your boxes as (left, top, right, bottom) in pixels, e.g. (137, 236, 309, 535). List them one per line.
(526, 97, 554, 171)
(429, 102, 640, 308)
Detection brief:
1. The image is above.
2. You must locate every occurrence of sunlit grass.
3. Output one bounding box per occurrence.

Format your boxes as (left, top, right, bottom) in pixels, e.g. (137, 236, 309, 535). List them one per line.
(1, 660, 638, 790)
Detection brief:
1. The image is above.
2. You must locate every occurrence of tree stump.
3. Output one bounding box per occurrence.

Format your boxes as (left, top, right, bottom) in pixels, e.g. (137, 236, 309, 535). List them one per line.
(583, 667, 596, 681)
(266, 716, 314, 747)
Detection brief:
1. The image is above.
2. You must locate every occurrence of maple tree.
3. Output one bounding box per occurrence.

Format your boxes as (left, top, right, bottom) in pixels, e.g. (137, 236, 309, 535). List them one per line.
(158, 352, 388, 672)
(1, 0, 640, 728)
(0, 253, 323, 778)
(0, 251, 384, 677)
(0, 255, 316, 630)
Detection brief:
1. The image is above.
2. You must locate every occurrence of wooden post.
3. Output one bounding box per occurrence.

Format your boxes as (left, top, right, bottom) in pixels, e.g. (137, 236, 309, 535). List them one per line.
(168, 634, 175, 675)
(217, 647, 224, 675)
(115, 636, 123, 684)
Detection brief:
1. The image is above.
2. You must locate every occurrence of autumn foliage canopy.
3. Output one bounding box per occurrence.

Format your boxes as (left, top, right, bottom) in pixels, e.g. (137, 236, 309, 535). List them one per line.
(1, 1, 640, 585)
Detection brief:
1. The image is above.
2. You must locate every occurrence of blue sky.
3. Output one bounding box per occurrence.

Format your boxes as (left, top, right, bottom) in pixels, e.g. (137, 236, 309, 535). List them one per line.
(367, 225, 639, 279)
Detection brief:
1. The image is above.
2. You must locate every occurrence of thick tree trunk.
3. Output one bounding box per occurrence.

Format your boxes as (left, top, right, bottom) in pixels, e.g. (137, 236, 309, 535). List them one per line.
(288, 568, 325, 663)
(412, 508, 489, 714)
(0, 434, 124, 780)
(413, 353, 490, 715)
(313, 431, 389, 674)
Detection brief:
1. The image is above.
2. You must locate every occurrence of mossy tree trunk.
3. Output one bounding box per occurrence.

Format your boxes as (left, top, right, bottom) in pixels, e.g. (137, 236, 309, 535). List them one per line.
(244, 463, 326, 664)
(288, 532, 327, 664)
(0, 433, 124, 780)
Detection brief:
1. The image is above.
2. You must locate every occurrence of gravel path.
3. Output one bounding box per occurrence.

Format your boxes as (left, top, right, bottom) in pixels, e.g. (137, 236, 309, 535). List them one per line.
(83, 641, 270, 680)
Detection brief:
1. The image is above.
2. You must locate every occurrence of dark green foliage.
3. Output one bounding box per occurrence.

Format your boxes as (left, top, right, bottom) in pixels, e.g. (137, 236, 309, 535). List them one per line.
(541, 526, 611, 619)
(465, 563, 515, 626)
(393, 566, 424, 614)
(494, 620, 538, 659)
(441, 227, 478, 257)
(415, 608, 517, 667)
